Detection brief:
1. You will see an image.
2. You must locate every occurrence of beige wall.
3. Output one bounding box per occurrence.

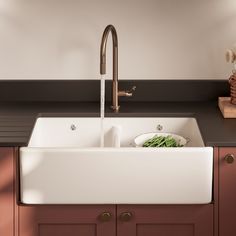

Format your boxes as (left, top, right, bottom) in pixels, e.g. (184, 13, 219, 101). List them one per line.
(0, 0, 236, 80)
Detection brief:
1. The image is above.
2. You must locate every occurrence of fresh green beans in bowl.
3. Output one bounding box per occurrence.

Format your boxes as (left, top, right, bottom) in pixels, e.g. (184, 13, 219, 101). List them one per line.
(142, 135, 183, 147)
(134, 132, 187, 148)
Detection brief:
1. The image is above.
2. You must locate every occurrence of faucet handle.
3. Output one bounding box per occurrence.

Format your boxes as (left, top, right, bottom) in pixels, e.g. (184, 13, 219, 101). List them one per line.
(128, 86, 137, 93)
(118, 86, 136, 97)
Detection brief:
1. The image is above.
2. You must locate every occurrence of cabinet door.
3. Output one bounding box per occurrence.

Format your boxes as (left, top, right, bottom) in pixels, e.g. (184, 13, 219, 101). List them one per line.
(0, 148, 15, 236)
(117, 205, 213, 236)
(219, 148, 236, 236)
(19, 205, 116, 236)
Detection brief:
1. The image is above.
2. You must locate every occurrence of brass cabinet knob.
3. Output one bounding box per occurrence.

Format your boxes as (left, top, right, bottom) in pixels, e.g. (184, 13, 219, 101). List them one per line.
(225, 154, 235, 164)
(99, 212, 112, 222)
(120, 212, 133, 222)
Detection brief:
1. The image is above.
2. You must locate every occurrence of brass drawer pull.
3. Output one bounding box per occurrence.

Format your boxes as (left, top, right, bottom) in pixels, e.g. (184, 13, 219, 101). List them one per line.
(225, 154, 235, 164)
(120, 212, 133, 222)
(99, 212, 112, 222)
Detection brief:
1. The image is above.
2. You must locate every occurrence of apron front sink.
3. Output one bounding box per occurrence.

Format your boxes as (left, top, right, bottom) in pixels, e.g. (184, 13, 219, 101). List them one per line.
(20, 117, 213, 204)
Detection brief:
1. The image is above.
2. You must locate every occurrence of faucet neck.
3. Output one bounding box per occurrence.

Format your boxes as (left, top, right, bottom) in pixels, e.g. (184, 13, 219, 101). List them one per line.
(100, 25, 120, 112)
(100, 25, 118, 83)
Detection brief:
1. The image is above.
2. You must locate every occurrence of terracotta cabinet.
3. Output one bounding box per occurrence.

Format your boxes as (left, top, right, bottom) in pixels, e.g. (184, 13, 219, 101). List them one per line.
(117, 205, 213, 236)
(219, 148, 236, 236)
(19, 205, 116, 236)
(18, 204, 213, 236)
(0, 148, 15, 236)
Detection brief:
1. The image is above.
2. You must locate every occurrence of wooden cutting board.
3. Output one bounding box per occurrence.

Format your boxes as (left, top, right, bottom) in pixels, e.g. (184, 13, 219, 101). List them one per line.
(218, 97, 236, 118)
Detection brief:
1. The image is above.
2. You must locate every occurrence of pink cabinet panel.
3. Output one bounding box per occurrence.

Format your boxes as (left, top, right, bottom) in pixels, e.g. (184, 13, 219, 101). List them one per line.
(219, 148, 236, 236)
(0, 148, 15, 236)
(19, 205, 116, 236)
(117, 205, 213, 236)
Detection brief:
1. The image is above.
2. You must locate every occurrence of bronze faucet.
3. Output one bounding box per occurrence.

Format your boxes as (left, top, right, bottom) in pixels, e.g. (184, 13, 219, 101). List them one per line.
(100, 25, 136, 112)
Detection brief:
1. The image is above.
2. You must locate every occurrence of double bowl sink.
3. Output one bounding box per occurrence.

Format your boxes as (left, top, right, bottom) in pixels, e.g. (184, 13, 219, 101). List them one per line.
(20, 117, 213, 204)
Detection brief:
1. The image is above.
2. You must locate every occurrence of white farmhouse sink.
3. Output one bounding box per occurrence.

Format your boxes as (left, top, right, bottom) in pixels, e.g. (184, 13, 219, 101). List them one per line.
(20, 117, 213, 204)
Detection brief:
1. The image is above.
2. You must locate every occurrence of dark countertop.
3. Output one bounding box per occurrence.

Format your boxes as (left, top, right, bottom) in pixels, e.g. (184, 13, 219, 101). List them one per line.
(0, 101, 235, 147)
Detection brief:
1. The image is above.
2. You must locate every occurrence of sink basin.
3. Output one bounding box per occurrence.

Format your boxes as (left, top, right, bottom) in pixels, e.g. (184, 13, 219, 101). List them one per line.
(27, 117, 204, 147)
(20, 117, 213, 204)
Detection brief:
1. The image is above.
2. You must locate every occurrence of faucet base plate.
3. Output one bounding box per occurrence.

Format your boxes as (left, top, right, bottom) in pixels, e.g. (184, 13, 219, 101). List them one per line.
(111, 105, 120, 112)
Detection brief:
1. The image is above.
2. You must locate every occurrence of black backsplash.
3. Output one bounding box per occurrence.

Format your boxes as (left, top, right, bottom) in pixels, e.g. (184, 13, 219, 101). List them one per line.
(0, 80, 229, 102)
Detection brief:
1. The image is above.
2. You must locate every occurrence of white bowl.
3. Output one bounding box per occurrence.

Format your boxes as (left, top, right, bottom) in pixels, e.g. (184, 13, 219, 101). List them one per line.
(134, 132, 187, 147)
